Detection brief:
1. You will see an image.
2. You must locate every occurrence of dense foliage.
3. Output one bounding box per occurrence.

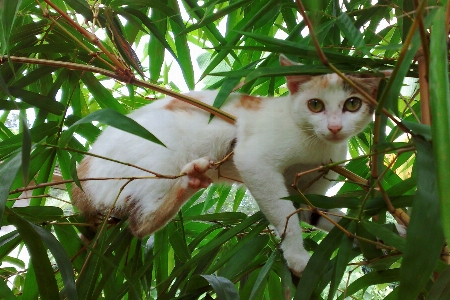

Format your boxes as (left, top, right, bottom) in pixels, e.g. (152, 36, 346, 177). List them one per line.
(0, 0, 449, 299)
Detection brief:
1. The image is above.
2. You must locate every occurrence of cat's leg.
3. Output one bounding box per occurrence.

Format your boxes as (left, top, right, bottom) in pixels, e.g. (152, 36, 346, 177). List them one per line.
(234, 158, 309, 276)
(128, 157, 214, 238)
(287, 168, 343, 232)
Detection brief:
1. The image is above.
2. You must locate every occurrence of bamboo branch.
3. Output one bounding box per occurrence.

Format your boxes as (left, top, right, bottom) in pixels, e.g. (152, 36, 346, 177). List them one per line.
(42, 0, 127, 73)
(0, 55, 236, 124)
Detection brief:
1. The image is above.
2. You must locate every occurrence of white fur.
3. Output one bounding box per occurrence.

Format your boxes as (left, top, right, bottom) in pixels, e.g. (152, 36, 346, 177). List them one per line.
(75, 58, 378, 275)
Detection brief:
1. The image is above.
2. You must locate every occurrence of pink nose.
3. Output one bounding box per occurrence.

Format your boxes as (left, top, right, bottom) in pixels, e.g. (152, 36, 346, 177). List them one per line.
(328, 125, 342, 134)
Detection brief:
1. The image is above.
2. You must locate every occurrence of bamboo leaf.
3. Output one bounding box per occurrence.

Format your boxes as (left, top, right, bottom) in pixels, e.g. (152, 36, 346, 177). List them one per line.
(180, 0, 252, 35)
(428, 266, 450, 300)
(8, 87, 64, 115)
(428, 3, 450, 255)
(6, 208, 60, 299)
(0, 0, 22, 54)
(0, 151, 22, 226)
(328, 223, 355, 300)
(249, 250, 278, 300)
(336, 269, 400, 300)
(59, 108, 164, 147)
(80, 72, 127, 114)
(399, 137, 445, 299)
(201, 275, 240, 300)
(336, 12, 371, 57)
(32, 225, 78, 300)
(294, 218, 351, 300)
(0, 277, 15, 300)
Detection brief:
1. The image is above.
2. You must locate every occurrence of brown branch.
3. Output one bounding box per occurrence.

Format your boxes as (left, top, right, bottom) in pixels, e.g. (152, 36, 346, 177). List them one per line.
(0, 55, 236, 124)
(377, 182, 410, 226)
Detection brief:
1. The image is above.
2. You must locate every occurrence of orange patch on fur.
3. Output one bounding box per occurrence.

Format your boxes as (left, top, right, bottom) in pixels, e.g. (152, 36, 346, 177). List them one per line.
(72, 157, 93, 214)
(164, 99, 195, 112)
(128, 183, 191, 238)
(235, 95, 262, 110)
(317, 76, 330, 89)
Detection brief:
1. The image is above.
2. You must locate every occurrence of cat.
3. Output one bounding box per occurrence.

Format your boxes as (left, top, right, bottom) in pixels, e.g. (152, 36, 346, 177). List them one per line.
(72, 55, 386, 276)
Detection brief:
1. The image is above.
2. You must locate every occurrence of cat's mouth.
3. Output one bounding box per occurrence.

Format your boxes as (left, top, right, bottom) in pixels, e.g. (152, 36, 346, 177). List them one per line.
(323, 134, 347, 143)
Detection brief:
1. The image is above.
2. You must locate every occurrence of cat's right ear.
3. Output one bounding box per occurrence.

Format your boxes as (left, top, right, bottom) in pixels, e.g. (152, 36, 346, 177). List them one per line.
(279, 54, 312, 95)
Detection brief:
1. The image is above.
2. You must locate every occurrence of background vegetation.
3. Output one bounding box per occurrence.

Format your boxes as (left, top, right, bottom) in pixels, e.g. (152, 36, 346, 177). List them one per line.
(1, 0, 449, 299)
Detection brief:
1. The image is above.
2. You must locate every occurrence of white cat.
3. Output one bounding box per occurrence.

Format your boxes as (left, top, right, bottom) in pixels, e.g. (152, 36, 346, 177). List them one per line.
(72, 55, 384, 276)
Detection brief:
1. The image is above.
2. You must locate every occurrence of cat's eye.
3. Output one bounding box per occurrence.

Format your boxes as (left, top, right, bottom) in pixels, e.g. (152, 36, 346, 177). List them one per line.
(307, 99, 325, 113)
(343, 97, 362, 112)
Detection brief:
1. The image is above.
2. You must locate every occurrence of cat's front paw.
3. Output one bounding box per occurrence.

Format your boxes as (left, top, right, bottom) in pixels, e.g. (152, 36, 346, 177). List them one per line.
(181, 157, 214, 189)
(283, 250, 310, 277)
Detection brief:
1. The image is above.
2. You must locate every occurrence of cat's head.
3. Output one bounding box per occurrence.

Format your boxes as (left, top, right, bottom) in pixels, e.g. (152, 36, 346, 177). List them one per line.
(280, 55, 388, 144)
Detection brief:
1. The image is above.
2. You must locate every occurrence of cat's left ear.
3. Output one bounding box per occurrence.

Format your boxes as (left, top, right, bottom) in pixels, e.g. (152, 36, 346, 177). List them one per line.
(279, 54, 312, 95)
(351, 71, 392, 98)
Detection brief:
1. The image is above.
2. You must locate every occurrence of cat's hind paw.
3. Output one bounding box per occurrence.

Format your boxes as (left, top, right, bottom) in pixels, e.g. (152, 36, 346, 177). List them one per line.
(181, 157, 214, 189)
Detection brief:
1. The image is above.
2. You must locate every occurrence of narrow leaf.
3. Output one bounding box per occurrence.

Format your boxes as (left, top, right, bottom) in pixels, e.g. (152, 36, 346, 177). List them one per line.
(428, 266, 450, 300)
(0, 151, 22, 226)
(201, 275, 240, 300)
(428, 3, 450, 255)
(32, 225, 78, 300)
(59, 108, 164, 147)
(8, 87, 64, 115)
(7, 209, 60, 299)
(399, 137, 445, 299)
(249, 250, 278, 300)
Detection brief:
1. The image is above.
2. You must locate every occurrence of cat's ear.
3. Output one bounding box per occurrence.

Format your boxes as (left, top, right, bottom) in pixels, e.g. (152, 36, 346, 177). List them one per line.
(279, 54, 312, 95)
(350, 71, 391, 98)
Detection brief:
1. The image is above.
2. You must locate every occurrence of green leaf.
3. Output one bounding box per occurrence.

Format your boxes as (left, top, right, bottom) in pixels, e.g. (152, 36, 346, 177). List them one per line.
(219, 234, 269, 280)
(249, 250, 278, 300)
(0, 151, 22, 226)
(7, 208, 60, 299)
(8, 87, 64, 115)
(201, 275, 240, 300)
(59, 108, 164, 147)
(336, 269, 400, 300)
(428, 266, 450, 300)
(80, 72, 127, 114)
(11, 206, 63, 223)
(0, 0, 22, 54)
(0, 230, 21, 261)
(294, 218, 351, 300)
(32, 225, 78, 300)
(362, 221, 406, 252)
(183, 212, 247, 222)
(399, 137, 445, 299)
(0, 275, 15, 300)
(328, 222, 354, 300)
(20, 115, 31, 186)
(168, 2, 195, 90)
(428, 3, 450, 256)
(336, 12, 370, 57)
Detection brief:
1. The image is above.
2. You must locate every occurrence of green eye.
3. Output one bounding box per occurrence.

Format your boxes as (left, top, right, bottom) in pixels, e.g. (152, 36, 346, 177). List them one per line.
(344, 97, 362, 112)
(308, 99, 325, 113)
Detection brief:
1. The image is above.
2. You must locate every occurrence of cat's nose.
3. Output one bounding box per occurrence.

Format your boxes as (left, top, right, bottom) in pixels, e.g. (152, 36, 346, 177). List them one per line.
(328, 125, 342, 134)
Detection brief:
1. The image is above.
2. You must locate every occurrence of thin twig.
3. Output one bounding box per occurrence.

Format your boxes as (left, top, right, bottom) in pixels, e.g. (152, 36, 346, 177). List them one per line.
(42, 0, 128, 73)
(9, 175, 183, 195)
